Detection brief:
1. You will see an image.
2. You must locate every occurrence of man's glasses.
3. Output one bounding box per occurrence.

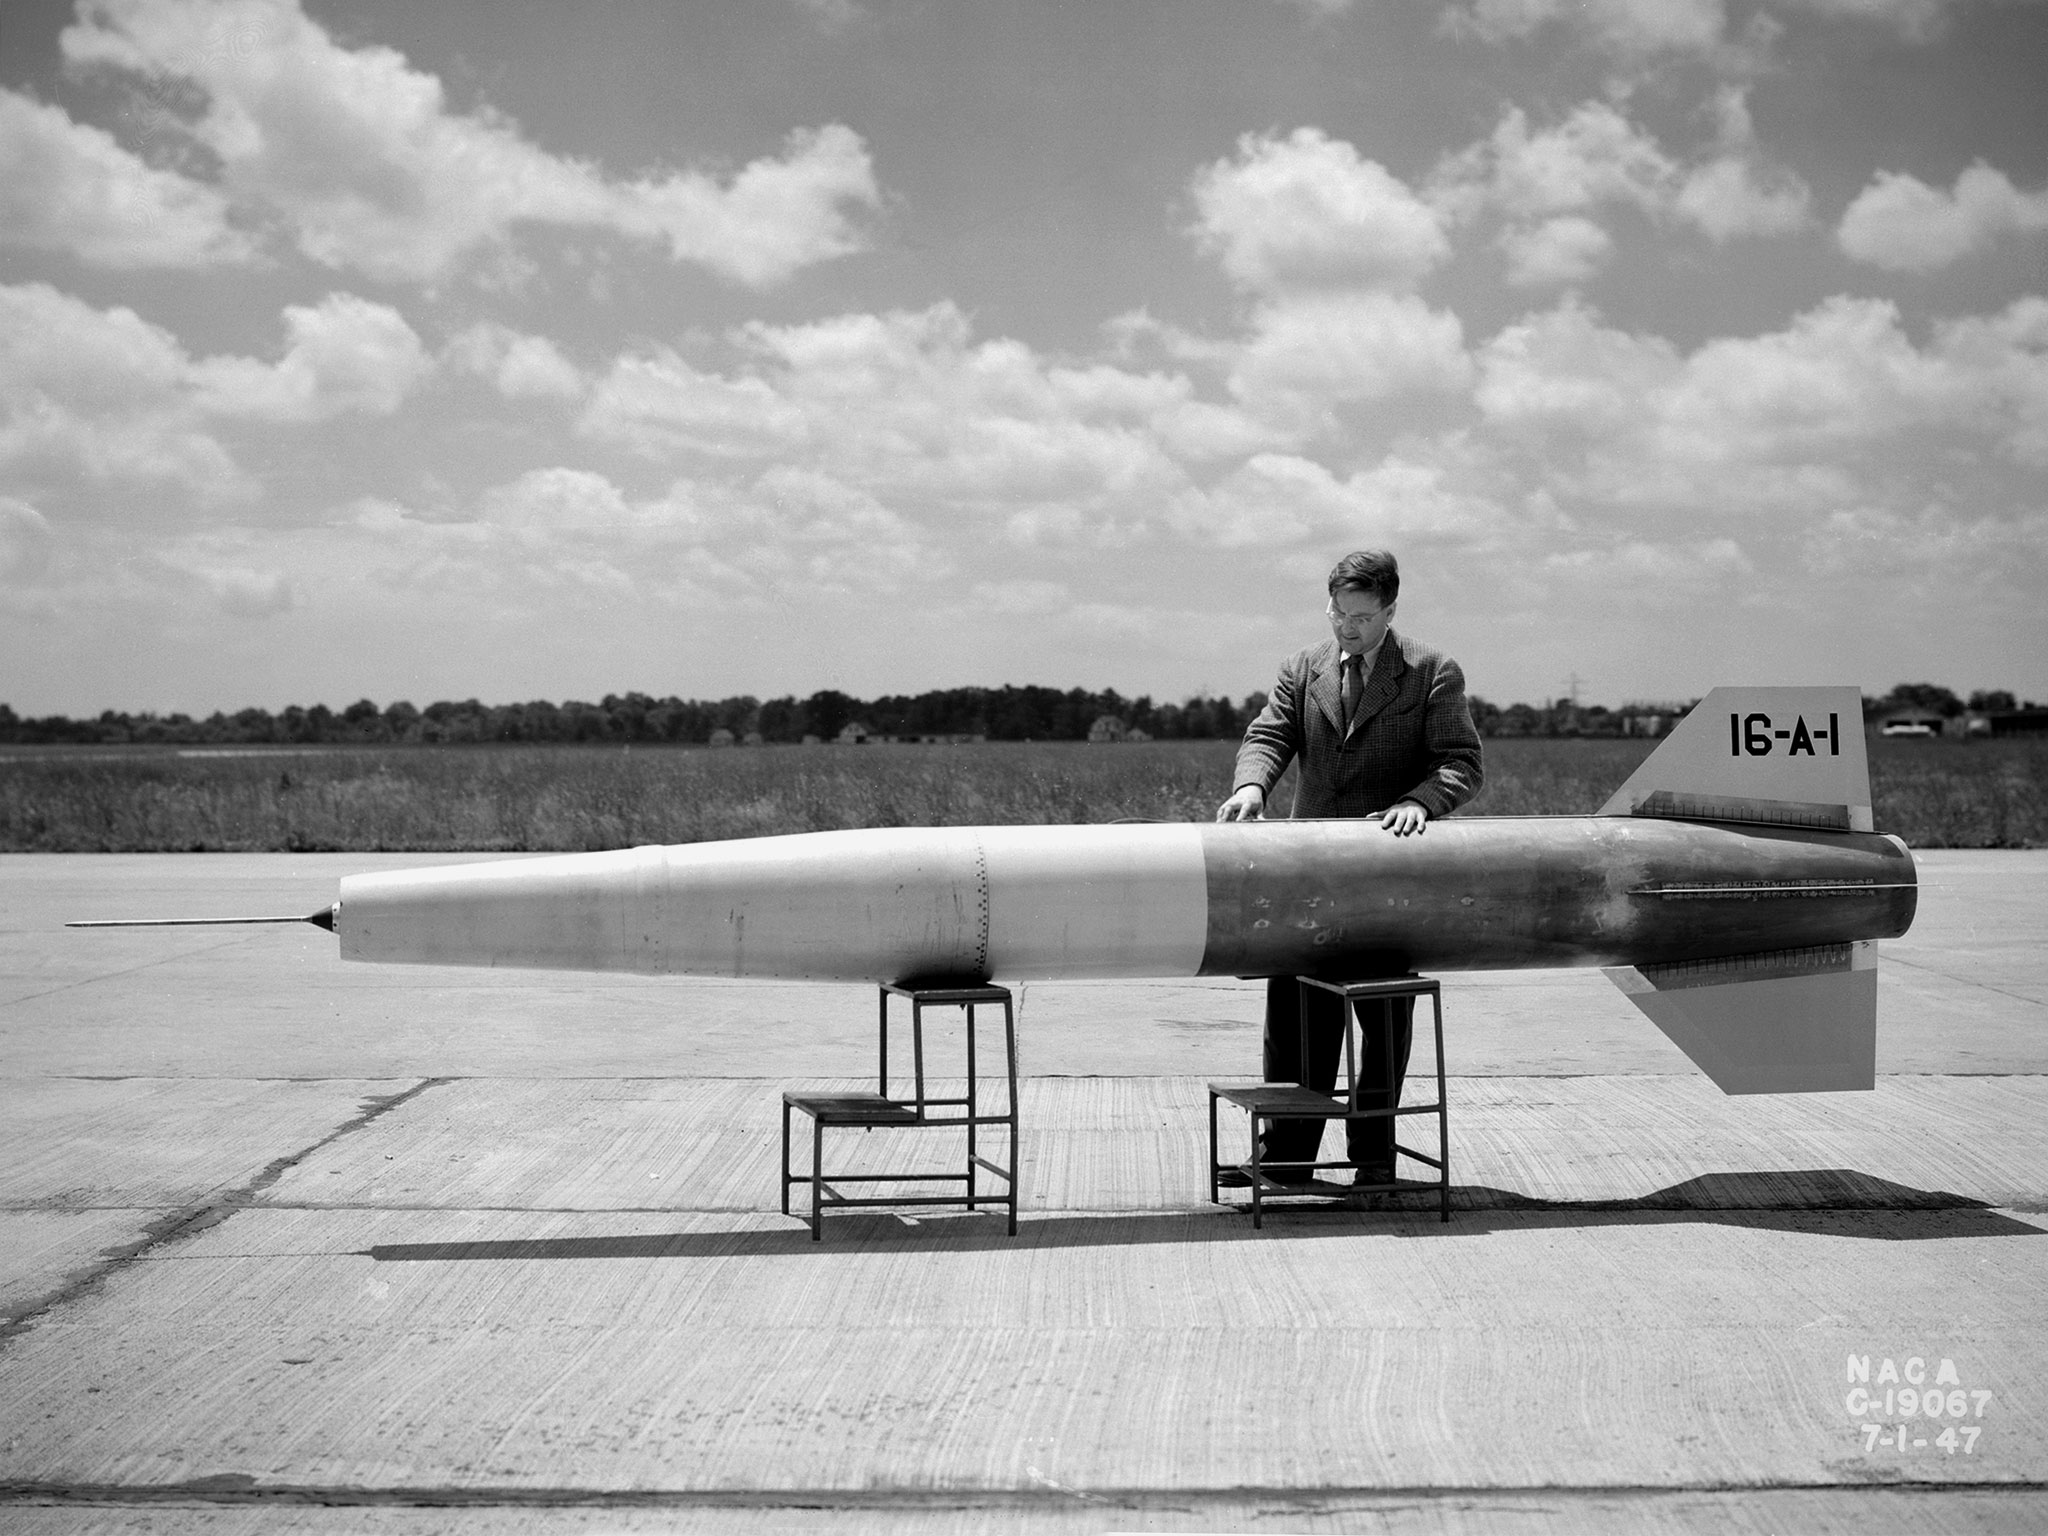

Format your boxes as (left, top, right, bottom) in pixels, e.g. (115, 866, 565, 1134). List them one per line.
(1326, 601, 1389, 630)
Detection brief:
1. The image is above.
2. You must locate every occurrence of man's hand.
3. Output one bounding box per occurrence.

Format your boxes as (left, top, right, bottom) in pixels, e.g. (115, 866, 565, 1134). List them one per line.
(1378, 800, 1429, 836)
(1216, 785, 1266, 822)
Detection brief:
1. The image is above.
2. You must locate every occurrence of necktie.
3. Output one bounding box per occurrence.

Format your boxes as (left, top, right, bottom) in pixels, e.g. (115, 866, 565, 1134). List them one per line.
(1341, 654, 1361, 733)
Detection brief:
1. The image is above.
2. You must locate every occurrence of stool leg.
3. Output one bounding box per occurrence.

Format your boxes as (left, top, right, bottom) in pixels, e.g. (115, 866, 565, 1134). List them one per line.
(912, 999, 927, 1118)
(1208, 1091, 1219, 1205)
(878, 986, 889, 1098)
(1435, 992, 1450, 1224)
(1250, 1114, 1264, 1230)
(811, 1114, 824, 1242)
(1005, 995, 1018, 1236)
(966, 1002, 978, 1212)
(780, 1100, 791, 1217)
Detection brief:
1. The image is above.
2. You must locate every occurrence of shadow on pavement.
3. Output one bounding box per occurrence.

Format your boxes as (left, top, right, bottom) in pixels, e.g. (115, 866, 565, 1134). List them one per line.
(361, 1169, 2043, 1261)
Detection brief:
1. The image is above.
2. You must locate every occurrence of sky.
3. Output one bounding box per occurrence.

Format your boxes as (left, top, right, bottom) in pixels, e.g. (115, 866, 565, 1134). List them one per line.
(1, 0, 2044, 718)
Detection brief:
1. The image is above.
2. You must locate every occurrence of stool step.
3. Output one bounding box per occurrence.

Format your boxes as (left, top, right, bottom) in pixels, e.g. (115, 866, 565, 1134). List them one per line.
(783, 1092, 921, 1124)
(1209, 1083, 1350, 1116)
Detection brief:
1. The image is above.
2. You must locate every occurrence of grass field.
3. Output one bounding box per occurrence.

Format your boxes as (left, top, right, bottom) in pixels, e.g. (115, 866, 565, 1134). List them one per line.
(1, 735, 2040, 851)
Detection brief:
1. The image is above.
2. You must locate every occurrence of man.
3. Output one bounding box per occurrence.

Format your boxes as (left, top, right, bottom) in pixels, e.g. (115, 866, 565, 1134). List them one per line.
(1215, 549, 1483, 1188)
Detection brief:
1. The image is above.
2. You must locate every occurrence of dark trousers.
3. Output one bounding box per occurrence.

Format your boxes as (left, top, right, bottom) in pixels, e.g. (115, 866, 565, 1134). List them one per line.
(1261, 975, 1413, 1175)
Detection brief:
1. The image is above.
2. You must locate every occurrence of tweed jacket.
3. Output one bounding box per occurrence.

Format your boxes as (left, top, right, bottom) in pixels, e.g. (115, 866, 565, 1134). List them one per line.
(1232, 629, 1483, 820)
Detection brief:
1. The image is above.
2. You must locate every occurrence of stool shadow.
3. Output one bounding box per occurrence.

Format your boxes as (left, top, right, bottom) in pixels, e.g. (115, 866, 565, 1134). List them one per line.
(360, 1169, 2040, 1262)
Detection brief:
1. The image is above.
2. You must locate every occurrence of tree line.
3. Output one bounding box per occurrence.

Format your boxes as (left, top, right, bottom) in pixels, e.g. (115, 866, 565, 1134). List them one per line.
(0, 686, 1261, 747)
(0, 681, 2027, 749)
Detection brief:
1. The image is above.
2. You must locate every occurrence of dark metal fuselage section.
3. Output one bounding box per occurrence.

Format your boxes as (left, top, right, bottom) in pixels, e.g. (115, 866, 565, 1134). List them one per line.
(1195, 816, 1917, 978)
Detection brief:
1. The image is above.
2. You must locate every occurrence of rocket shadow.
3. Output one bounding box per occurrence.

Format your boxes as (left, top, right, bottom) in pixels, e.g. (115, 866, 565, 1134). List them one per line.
(360, 1169, 2040, 1263)
(1365, 1168, 2046, 1241)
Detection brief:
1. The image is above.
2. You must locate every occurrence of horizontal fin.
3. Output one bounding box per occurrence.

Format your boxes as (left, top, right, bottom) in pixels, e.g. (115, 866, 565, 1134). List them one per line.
(1604, 941, 1877, 1094)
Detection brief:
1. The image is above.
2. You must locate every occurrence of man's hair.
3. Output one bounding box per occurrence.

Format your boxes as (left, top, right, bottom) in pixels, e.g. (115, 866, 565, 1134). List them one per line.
(1327, 549, 1399, 605)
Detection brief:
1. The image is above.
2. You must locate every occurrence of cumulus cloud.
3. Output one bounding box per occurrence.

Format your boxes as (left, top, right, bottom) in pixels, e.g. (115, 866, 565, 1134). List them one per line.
(579, 347, 812, 461)
(1228, 292, 1473, 427)
(0, 89, 256, 269)
(0, 282, 431, 501)
(1681, 87, 1812, 240)
(1837, 162, 2048, 272)
(1445, 103, 1671, 223)
(190, 293, 431, 420)
(0, 281, 249, 499)
(1475, 293, 2048, 519)
(1476, 300, 1678, 438)
(1432, 97, 1809, 283)
(1181, 132, 1472, 430)
(1190, 129, 1452, 294)
(336, 460, 945, 604)
(480, 467, 637, 532)
(1172, 452, 1485, 548)
(1499, 216, 1614, 287)
(1675, 155, 1810, 240)
(59, 0, 880, 286)
(581, 303, 1203, 534)
(445, 322, 584, 400)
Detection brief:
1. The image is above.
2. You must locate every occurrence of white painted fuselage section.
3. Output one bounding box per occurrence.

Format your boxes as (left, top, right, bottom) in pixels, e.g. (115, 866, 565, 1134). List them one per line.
(339, 823, 1212, 981)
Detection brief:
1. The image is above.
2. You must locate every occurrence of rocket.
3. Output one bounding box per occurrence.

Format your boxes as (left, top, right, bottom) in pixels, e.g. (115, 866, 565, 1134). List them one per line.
(76, 687, 1916, 1094)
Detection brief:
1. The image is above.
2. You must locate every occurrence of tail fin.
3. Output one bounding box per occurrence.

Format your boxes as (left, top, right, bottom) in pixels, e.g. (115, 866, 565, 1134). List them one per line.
(1600, 686, 1887, 1093)
(1598, 685, 1873, 832)
(1604, 942, 1878, 1093)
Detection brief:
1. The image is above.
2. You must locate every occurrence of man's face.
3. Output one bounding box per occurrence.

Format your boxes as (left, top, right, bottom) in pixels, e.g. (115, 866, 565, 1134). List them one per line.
(1326, 586, 1395, 654)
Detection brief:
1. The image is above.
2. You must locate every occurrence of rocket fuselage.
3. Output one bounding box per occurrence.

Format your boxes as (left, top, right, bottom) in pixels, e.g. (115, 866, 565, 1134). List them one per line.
(336, 817, 1916, 984)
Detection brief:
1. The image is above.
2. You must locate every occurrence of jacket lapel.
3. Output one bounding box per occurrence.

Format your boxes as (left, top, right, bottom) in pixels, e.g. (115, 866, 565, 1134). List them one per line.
(1348, 631, 1406, 735)
(1307, 640, 1346, 738)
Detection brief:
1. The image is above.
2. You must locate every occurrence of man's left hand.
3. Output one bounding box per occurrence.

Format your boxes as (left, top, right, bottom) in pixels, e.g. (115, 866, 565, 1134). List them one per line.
(1378, 800, 1430, 836)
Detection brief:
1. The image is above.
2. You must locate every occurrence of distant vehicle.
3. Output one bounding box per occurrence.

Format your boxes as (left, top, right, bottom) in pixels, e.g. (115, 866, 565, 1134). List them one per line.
(1880, 721, 1939, 739)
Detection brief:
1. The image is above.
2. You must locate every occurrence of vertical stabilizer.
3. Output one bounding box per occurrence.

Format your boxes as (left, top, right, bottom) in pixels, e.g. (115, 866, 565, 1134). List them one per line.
(1604, 942, 1878, 1093)
(1599, 686, 1873, 832)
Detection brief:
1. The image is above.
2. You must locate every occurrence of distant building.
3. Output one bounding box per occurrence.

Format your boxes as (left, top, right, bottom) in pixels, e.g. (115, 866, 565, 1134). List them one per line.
(836, 721, 872, 744)
(708, 728, 735, 747)
(1987, 709, 2048, 737)
(1087, 714, 1128, 743)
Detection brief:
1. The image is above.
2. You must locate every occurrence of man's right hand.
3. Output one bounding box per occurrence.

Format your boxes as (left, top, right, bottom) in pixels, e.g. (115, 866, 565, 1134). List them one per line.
(1215, 785, 1265, 822)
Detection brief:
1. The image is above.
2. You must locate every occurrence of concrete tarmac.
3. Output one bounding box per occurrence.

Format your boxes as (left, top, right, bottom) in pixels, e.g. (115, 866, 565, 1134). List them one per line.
(1, 850, 2044, 1533)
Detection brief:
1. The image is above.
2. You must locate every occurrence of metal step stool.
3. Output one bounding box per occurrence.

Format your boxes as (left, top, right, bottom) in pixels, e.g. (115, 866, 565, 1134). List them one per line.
(1209, 973, 1450, 1227)
(782, 979, 1019, 1240)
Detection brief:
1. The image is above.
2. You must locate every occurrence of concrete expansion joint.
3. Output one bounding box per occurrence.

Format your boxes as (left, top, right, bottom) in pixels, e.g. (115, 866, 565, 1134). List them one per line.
(44, 1074, 440, 1084)
(1882, 954, 2046, 1008)
(2, 1477, 2045, 1512)
(0, 1077, 453, 1349)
